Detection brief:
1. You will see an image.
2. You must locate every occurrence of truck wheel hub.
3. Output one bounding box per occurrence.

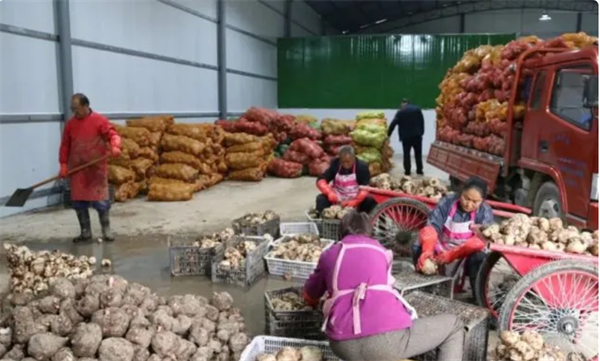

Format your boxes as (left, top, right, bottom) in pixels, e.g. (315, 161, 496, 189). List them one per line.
(539, 198, 560, 218)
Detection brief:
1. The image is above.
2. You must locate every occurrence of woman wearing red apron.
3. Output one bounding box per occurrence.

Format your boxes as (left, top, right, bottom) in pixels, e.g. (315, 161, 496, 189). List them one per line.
(303, 211, 465, 361)
(413, 176, 494, 299)
(59, 94, 121, 243)
(316, 146, 377, 215)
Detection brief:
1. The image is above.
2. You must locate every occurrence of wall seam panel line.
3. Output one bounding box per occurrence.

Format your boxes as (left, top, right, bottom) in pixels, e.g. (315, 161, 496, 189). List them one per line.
(71, 38, 219, 71)
(0, 114, 63, 124)
(225, 69, 277, 81)
(225, 24, 277, 46)
(255, 0, 317, 35)
(104, 112, 220, 119)
(0, 187, 63, 206)
(217, 0, 227, 119)
(0, 23, 57, 41)
(155, 0, 218, 23)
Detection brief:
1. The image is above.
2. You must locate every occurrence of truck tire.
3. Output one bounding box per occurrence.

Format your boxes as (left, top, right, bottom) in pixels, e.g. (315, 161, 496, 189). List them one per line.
(533, 181, 563, 219)
(449, 176, 462, 192)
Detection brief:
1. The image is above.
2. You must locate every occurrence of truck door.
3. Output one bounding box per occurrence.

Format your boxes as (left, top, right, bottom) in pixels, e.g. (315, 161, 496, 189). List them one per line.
(538, 64, 597, 219)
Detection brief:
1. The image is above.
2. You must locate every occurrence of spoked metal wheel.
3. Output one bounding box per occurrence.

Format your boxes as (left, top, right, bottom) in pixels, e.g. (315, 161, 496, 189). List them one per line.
(475, 251, 521, 320)
(499, 260, 599, 360)
(369, 198, 430, 257)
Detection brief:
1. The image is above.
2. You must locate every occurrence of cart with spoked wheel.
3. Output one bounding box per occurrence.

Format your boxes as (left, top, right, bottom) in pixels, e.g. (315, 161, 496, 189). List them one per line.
(478, 243, 598, 360)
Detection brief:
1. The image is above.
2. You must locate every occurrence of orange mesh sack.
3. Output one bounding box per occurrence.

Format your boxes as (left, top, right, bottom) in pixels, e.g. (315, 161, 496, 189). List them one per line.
(154, 163, 199, 182)
(121, 138, 141, 159)
(160, 151, 203, 169)
(113, 124, 151, 146)
(225, 151, 264, 170)
(161, 134, 205, 156)
(166, 123, 210, 142)
(131, 158, 154, 180)
(109, 165, 135, 185)
(148, 183, 194, 202)
(138, 147, 159, 162)
(126, 117, 171, 132)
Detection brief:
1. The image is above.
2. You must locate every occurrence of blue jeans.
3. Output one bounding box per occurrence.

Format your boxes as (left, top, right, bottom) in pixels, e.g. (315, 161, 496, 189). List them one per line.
(72, 200, 111, 212)
(411, 242, 486, 299)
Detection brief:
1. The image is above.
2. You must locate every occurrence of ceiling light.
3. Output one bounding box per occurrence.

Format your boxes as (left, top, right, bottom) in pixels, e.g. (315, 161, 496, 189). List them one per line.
(375, 18, 387, 24)
(539, 13, 552, 21)
(342, 30, 349, 34)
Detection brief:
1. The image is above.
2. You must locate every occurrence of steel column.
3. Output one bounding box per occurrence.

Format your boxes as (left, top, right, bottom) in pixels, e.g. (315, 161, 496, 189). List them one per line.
(459, 13, 465, 33)
(284, 0, 292, 37)
(217, 0, 227, 120)
(54, 0, 74, 127)
(576, 12, 582, 32)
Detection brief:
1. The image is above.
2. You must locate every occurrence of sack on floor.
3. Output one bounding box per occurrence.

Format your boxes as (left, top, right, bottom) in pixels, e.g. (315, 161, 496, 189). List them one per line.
(356, 111, 385, 121)
(228, 166, 266, 181)
(323, 134, 353, 146)
(114, 181, 140, 202)
(121, 138, 141, 159)
(126, 116, 172, 132)
(109, 165, 135, 185)
(308, 157, 331, 177)
(351, 129, 386, 148)
(267, 159, 303, 178)
(223, 132, 259, 147)
(225, 151, 265, 170)
(321, 119, 352, 136)
(113, 124, 151, 147)
(290, 138, 324, 159)
(283, 150, 311, 165)
(131, 158, 154, 180)
(160, 151, 203, 169)
(108, 155, 132, 169)
(166, 123, 210, 142)
(154, 163, 199, 182)
(161, 134, 205, 156)
(138, 147, 159, 162)
(357, 147, 382, 164)
(148, 183, 194, 202)
(290, 123, 322, 140)
(369, 162, 383, 177)
(226, 141, 263, 154)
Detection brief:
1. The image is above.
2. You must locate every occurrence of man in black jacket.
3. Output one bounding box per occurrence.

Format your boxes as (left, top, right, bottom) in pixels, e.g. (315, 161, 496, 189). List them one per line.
(388, 99, 425, 176)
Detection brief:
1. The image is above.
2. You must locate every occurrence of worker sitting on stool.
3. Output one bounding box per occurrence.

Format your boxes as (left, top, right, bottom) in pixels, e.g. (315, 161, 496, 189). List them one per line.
(316, 145, 377, 215)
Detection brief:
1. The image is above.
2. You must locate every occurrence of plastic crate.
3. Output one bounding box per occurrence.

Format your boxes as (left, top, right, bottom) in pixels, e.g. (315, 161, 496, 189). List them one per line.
(211, 236, 269, 287)
(264, 240, 333, 280)
(280, 222, 320, 237)
(305, 210, 323, 234)
(404, 291, 490, 361)
(321, 219, 340, 241)
(232, 216, 280, 238)
(240, 336, 340, 361)
(169, 237, 225, 277)
(63, 185, 115, 209)
(264, 286, 325, 340)
(393, 270, 454, 299)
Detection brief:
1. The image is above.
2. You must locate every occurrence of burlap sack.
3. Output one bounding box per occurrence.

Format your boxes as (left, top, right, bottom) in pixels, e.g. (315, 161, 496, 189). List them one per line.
(114, 182, 138, 202)
(226, 142, 263, 154)
(148, 183, 194, 202)
(138, 147, 159, 162)
(167, 123, 212, 142)
(228, 166, 266, 181)
(121, 138, 141, 159)
(131, 158, 154, 179)
(113, 124, 151, 146)
(161, 134, 205, 156)
(160, 151, 203, 169)
(223, 132, 258, 147)
(108, 156, 132, 169)
(126, 116, 173, 132)
(109, 165, 135, 185)
(225, 151, 265, 170)
(154, 163, 199, 182)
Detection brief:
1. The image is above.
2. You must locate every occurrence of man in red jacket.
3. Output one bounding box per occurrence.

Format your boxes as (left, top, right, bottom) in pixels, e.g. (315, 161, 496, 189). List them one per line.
(59, 93, 121, 242)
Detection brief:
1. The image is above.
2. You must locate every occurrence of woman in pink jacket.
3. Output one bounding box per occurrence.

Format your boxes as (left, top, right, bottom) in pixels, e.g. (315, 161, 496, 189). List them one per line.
(303, 210, 465, 361)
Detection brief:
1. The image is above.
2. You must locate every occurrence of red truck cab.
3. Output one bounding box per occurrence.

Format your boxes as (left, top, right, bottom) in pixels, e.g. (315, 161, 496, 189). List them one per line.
(428, 46, 599, 230)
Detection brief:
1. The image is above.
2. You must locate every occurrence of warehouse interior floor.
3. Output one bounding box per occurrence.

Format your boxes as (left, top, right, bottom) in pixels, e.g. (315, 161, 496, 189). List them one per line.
(1, 158, 502, 352)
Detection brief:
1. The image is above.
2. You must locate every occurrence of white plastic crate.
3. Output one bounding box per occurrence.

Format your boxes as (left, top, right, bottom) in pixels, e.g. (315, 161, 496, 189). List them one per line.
(305, 210, 323, 234)
(240, 336, 340, 361)
(264, 240, 334, 280)
(280, 222, 319, 237)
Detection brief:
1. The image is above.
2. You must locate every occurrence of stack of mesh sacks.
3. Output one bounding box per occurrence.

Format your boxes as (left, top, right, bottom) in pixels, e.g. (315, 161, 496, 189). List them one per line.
(350, 111, 394, 176)
(108, 116, 174, 202)
(436, 32, 597, 156)
(321, 118, 355, 157)
(148, 124, 226, 201)
(223, 132, 276, 181)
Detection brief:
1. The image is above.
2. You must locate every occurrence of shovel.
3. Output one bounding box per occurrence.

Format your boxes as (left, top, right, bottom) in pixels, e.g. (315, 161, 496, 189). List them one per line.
(4, 155, 109, 207)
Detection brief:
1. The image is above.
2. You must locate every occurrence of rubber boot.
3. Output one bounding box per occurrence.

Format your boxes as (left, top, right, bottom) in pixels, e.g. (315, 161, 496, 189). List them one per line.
(73, 209, 92, 243)
(98, 209, 115, 242)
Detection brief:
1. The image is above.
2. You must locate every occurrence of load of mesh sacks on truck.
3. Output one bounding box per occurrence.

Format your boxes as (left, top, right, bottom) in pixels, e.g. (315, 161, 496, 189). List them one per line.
(350, 111, 394, 176)
(108, 116, 174, 202)
(436, 32, 598, 156)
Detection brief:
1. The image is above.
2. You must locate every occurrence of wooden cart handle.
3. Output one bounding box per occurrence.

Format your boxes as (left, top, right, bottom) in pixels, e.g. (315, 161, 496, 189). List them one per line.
(29, 155, 110, 190)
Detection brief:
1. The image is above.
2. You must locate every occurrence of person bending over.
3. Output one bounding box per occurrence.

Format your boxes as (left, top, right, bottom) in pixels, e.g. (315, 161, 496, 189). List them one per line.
(303, 210, 465, 361)
(315, 145, 377, 215)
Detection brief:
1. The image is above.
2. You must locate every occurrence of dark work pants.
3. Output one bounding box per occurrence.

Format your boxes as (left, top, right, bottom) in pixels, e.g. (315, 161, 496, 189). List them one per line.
(402, 136, 423, 175)
(411, 242, 486, 299)
(316, 194, 378, 215)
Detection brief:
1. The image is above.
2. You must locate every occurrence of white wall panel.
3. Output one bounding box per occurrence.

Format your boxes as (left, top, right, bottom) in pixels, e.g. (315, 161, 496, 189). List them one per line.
(291, 0, 320, 34)
(72, 47, 219, 113)
(0, 33, 59, 114)
(465, 10, 582, 38)
(582, 13, 599, 35)
(398, 16, 461, 34)
(0, 122, 62, 217)
(171, 0, 217, 19)
(227, 74, 276, 112)
(0, 0, 55, 34)
(225, 0, 283, 38)
(70, 0, 218, 66)
(263, 0, 286, 14)
(279, 108, 437, 156)
(226, 29, 277, 77)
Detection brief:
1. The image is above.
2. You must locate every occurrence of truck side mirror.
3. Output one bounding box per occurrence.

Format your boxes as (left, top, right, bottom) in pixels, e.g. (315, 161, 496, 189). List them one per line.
(583, 75, 598, 108)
